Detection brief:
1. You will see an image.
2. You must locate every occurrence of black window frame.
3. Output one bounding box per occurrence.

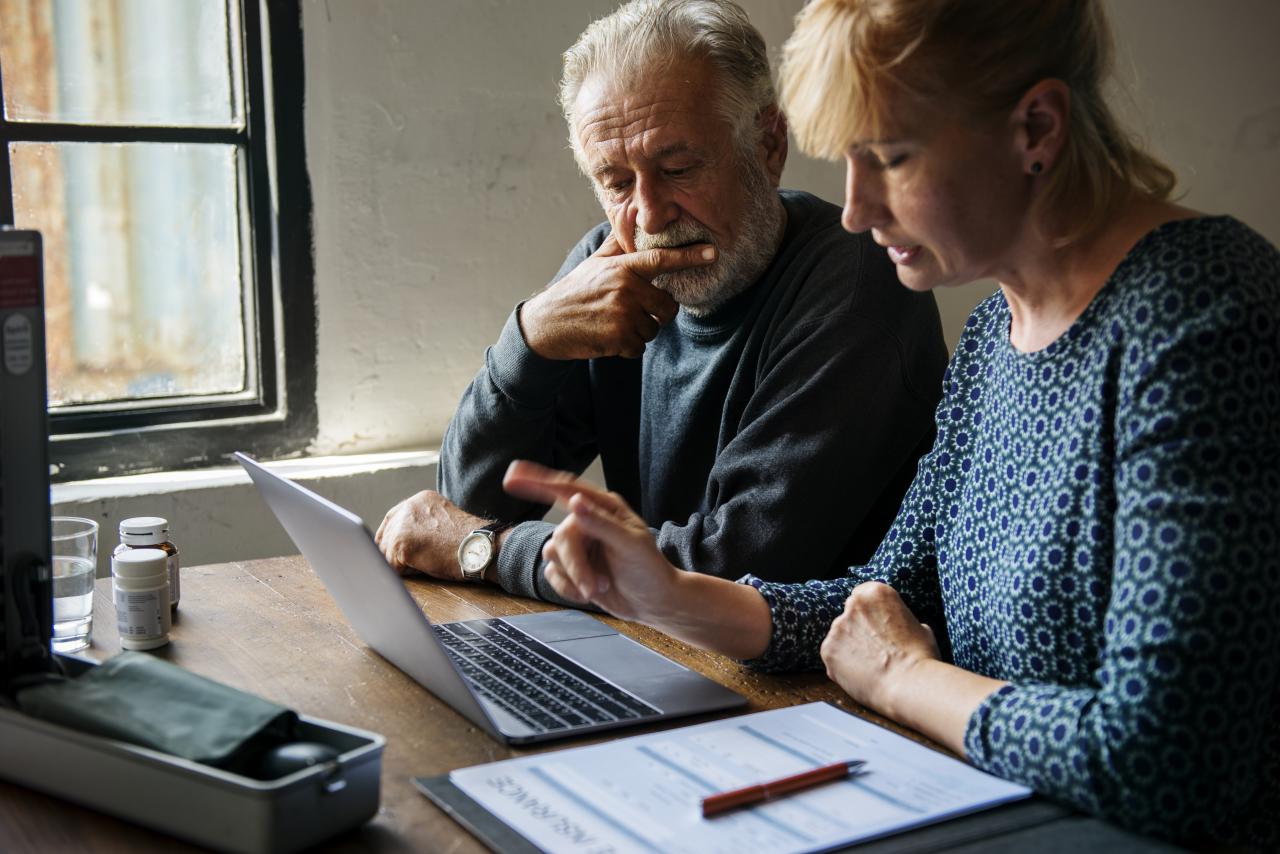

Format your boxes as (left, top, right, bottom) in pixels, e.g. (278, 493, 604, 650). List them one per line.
(0, 0, 315, 482)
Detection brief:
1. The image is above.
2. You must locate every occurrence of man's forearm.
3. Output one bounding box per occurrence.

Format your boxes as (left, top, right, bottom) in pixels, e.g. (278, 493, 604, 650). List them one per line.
(438, 308, 590, 521)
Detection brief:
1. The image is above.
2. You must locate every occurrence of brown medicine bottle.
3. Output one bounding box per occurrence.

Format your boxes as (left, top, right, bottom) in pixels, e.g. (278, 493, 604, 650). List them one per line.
(114, 517, 180, 611)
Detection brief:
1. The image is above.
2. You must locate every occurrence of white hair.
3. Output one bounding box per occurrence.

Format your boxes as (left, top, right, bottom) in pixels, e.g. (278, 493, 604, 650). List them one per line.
(560, 0, 776, 167)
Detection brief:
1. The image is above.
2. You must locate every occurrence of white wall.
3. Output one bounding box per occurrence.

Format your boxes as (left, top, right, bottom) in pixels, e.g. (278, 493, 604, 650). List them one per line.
(1109, 0, 1280, 240)
(938, 0, 1280, 345)
(303, 0, 1280, 461)
(56, 0, 1280, 571)
(302, 0, 850, 457)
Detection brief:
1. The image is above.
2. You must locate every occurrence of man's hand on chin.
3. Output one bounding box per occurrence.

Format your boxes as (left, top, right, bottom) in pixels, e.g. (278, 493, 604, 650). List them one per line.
(374, 490, 486, 580)
(518, 234, 713, 361)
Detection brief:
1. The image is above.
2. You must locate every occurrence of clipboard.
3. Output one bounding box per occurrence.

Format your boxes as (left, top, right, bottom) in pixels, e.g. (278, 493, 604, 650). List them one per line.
(413, 700, 1188, 853)
(414, 775, 1186, 853)
(415, 774, 542, 854)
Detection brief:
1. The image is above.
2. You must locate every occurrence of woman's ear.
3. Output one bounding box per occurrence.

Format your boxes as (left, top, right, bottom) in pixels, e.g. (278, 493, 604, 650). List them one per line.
(1013, 79, 1069, 176)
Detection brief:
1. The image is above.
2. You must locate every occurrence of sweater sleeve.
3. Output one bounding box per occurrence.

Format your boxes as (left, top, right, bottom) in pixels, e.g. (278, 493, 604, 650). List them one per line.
(736, 336, 964, 672)
(962, 274, 1280, 840)
(438, 229, 606, 602)
(739, 453, 945, 672)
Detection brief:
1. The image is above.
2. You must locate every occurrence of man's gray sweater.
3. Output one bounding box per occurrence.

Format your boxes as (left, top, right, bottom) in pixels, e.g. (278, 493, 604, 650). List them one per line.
(439, 190, 948, 603)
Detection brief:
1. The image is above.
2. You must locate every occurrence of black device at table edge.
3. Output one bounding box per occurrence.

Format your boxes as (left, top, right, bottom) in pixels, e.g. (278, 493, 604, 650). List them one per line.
(0, 228, 53, 692)
(0, 231, 385, 854)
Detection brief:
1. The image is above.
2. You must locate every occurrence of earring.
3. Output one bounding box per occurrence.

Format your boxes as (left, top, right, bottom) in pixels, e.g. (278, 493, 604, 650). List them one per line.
(1030, 162, 1043, 174)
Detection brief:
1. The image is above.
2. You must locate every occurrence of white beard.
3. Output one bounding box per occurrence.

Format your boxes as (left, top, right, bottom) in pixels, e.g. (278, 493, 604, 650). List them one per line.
(634, 162, 783, 316)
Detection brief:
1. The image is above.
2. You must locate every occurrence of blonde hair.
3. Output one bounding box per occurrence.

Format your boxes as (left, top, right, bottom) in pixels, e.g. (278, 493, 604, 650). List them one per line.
(560, 0, 775, 166)
(779, 0, 1176, 245)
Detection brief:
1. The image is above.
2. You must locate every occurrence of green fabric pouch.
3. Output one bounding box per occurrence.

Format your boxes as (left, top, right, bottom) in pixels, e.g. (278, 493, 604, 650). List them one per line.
(16, 651, 297, 774)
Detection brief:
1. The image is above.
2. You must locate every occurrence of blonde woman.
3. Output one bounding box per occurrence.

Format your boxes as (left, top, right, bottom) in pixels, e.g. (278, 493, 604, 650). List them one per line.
(504, 0, 1278, 846)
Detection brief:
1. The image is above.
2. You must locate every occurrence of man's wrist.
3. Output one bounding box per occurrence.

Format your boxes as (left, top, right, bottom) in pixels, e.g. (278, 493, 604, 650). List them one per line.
(514, 298, 532, 343)
(515, 297, 549, 359)
(482, 525, 516, 583)
(491, 307, 573, 404)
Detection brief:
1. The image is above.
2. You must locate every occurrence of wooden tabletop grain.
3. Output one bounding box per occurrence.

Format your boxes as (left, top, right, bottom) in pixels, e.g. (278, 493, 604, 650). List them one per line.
(0, 556, 941, 853)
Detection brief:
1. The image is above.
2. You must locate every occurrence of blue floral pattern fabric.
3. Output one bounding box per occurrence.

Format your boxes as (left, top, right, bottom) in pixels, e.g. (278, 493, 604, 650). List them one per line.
(740, 217, 1280, 846)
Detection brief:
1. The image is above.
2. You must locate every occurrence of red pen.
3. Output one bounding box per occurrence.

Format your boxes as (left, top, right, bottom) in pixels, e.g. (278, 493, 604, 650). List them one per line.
(700, 759, 866, 818)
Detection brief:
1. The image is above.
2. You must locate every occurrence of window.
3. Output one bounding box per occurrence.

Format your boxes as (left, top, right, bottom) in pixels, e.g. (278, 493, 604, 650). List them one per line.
(0, 0, 315, 481)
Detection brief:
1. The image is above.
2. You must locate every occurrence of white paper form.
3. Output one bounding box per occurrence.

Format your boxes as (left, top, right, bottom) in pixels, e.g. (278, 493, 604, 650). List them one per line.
(449, 701, 1032, 854)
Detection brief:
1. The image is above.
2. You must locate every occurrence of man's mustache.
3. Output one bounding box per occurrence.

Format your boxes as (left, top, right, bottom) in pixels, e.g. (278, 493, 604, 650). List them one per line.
(634, 221, 715, 251)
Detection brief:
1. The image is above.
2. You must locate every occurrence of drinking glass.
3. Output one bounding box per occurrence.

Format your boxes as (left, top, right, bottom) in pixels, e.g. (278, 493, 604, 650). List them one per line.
(50, 516, 98, 653)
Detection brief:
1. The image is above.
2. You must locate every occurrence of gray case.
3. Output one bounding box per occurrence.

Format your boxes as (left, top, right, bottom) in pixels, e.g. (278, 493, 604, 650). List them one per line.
(0, 655, 385, 853)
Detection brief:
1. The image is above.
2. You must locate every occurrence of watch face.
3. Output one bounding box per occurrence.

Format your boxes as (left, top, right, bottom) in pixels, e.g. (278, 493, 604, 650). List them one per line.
(459, 532, 494, 574)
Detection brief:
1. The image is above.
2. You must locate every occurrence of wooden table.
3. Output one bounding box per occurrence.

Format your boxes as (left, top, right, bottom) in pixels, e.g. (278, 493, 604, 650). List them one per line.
(0, 556, 911, 852)
(0, 557, 1183, 853)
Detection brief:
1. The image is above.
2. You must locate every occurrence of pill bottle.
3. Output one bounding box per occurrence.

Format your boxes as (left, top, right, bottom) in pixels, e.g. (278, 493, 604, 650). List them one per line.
(115, 517, 179, 611)
(112, 548, 172, 650)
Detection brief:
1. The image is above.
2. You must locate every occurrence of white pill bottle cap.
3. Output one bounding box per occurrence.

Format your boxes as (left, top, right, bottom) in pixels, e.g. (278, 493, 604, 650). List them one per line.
(113, 547, 169, 580)
(119, 517, 169, 546)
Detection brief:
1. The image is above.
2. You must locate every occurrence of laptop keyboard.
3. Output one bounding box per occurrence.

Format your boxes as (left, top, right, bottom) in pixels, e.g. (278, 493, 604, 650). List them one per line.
(433, 618, 660, 732)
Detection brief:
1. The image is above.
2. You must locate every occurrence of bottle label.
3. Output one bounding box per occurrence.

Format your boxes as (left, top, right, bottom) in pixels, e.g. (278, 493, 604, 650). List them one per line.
(115, 588, 167, 638)
(168, 553, 181, 606)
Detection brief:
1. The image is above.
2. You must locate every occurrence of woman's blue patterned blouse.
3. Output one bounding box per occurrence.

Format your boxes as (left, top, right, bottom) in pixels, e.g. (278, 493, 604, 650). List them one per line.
(741, 217, 1279, 847)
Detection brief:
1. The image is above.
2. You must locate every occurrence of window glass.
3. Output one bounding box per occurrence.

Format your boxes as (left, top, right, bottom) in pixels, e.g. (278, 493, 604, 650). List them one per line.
(0, 0, 314, 480)
(11, 141, 248, 405)
(0, 0, 240, 128)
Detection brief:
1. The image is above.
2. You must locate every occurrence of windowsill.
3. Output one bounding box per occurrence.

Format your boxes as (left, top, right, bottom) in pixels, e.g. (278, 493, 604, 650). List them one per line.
(51, 449, 443, 571)
(52, 449, 440, 502)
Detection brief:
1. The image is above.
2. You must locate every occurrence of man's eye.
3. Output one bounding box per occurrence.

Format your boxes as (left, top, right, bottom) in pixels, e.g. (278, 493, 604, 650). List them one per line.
(605, 179, 632, 194)
(885, 154, 909, 169)
(663, 167, 691, 178)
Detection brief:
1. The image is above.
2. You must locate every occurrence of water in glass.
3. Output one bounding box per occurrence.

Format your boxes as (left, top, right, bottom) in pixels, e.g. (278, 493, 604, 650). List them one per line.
(52, 555, 95, 652)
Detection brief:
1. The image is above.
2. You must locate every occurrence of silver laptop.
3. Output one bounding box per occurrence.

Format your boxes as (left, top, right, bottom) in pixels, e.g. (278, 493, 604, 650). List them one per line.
(235, 453, 745, 744)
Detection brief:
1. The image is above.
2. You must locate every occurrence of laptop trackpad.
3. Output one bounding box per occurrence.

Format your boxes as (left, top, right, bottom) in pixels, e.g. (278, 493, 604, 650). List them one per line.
(505, 610, 686, 679)
(553, 635, 731, 713)
(505, 611, 683, 679)
(504, 610, 682, 680)
(502, 609, 618, 642)
(552, 634, 685, 679)
(503, 610, 728, 711)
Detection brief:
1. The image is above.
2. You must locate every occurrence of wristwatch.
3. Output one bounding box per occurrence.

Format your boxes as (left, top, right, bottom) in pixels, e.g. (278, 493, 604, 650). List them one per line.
(457, 523, 511, 582)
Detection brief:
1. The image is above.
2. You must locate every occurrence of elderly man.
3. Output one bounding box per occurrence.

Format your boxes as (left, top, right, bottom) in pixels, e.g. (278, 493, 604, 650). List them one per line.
(376, 0, 947, 602)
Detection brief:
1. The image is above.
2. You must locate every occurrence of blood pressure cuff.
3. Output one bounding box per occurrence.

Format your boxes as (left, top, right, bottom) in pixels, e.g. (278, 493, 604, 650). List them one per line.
(16, 651, 297, 773)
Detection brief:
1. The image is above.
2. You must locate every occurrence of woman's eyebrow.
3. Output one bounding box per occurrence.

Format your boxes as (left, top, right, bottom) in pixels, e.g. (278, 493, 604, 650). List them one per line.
(851, 137, 909, 150)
